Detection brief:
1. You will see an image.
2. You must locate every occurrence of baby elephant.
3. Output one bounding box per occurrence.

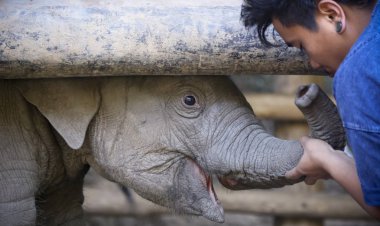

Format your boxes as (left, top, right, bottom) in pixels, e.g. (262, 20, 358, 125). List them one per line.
(0, 76, 344, 225)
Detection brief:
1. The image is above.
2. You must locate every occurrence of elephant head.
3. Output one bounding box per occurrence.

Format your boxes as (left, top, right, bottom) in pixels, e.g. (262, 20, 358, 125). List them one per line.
(16, 76, 345, 223)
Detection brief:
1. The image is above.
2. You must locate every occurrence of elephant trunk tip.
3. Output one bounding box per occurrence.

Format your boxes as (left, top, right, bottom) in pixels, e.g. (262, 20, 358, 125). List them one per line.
(295, 83, 319, 108)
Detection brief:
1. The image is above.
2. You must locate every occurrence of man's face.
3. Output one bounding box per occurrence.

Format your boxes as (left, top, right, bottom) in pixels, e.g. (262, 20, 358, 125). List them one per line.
(272, 15, 351, 76)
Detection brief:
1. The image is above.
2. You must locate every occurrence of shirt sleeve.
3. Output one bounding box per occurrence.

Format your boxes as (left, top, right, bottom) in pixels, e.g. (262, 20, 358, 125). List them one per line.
(333, 32, 380, 206)
(345, 128, 380, 206)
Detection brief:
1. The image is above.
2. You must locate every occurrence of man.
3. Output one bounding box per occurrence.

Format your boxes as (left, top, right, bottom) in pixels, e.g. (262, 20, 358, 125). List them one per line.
(241, 0, 380, 219)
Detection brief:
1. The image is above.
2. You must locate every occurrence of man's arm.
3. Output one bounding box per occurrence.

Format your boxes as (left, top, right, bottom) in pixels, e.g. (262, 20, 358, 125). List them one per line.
(285, 136, 380, 220)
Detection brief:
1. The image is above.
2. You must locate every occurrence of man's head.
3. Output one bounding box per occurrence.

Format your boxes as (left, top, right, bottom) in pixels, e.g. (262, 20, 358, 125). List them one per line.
(241, 0, 376, 75)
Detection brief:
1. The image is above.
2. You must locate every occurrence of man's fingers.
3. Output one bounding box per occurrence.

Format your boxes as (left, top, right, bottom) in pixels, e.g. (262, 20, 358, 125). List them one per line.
(285, 168, 303, 180)
(304, 176, 317, 185)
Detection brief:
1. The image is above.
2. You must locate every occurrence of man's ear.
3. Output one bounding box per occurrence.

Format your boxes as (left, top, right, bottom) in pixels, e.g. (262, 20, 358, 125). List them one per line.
(16, 78, 100, 150)
(317, 0, 346, 33)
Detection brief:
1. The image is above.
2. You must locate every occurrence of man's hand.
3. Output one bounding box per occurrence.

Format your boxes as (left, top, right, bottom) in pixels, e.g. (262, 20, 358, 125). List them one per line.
(285, 136, 333, 185)
(286, 136, 380, 219)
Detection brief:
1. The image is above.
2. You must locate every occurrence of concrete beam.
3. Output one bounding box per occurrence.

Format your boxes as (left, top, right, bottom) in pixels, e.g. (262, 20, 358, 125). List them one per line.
(0, 0, 315, 78)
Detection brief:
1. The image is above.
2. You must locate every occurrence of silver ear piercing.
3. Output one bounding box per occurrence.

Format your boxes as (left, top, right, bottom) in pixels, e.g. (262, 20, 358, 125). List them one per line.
(336, 21, 343, 33)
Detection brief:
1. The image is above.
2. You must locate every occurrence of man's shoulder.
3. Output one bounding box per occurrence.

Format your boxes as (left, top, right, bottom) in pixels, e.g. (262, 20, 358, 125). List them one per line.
(343, 4, 380, 64)
(337, 31, 380, 80)
(333, 32, 380, 133)
(345, 32, 380, 64)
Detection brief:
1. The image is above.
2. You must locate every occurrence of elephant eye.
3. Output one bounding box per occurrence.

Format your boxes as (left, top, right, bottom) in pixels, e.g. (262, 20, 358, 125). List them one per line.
(173, 91, 203, 118)
(183, 95, 196, 106)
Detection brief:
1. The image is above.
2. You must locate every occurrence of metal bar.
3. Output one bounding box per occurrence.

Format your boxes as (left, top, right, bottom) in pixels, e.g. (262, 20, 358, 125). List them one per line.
(0, 0, 315, 78)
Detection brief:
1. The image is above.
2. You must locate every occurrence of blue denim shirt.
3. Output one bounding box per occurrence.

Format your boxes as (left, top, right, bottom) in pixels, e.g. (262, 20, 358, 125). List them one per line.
(333, 1, 380, 206)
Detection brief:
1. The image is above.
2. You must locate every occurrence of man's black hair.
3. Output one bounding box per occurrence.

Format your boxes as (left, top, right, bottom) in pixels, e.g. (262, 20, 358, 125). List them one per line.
(241, 0, 376, 46)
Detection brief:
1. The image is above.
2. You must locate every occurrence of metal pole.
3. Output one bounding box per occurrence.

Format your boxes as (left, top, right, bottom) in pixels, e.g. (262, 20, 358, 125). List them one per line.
(0, 0, 314, 78)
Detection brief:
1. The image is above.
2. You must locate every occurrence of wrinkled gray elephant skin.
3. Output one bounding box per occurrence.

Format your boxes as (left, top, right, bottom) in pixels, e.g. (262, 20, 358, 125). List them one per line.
(218, 83, 346, 190)
(0, 77, 344, 225)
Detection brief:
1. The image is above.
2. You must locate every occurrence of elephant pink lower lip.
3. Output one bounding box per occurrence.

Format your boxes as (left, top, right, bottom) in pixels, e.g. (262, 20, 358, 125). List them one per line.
(225, 178, 238, 186)
(217, 176, 238, 188)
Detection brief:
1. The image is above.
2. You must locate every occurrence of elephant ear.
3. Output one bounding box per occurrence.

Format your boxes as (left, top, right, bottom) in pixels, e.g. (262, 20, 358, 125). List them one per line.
(16, 79, 100, 150)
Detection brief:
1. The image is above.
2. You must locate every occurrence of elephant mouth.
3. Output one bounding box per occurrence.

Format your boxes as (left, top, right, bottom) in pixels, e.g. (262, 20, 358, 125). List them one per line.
(217, 175, 241, 189)
(194, 162, 221, 205)
(183, 158, 224, 222)
(206, 175, 220, 207)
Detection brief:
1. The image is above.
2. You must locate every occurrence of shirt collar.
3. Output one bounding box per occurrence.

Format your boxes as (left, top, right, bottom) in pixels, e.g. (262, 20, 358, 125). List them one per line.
(372, 0, 379, 19)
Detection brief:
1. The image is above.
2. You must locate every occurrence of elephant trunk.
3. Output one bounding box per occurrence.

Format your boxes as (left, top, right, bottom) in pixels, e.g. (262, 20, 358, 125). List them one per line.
(215, 121, 304, 189)
(295, 83, 346, 150)
(217, 84, 346, 190)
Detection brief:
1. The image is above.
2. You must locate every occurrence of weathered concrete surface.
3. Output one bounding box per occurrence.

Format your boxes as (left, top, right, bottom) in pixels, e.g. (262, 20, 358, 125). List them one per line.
(0, 0, 314, 78)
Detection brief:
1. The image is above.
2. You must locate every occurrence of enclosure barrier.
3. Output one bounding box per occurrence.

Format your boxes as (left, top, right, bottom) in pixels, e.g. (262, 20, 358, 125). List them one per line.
(0, 0, 319, 79)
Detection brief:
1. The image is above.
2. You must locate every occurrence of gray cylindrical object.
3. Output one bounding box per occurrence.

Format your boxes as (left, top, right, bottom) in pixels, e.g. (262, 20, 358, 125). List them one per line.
(295, 84, 346, 150)
(0, 0, 314, 78)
